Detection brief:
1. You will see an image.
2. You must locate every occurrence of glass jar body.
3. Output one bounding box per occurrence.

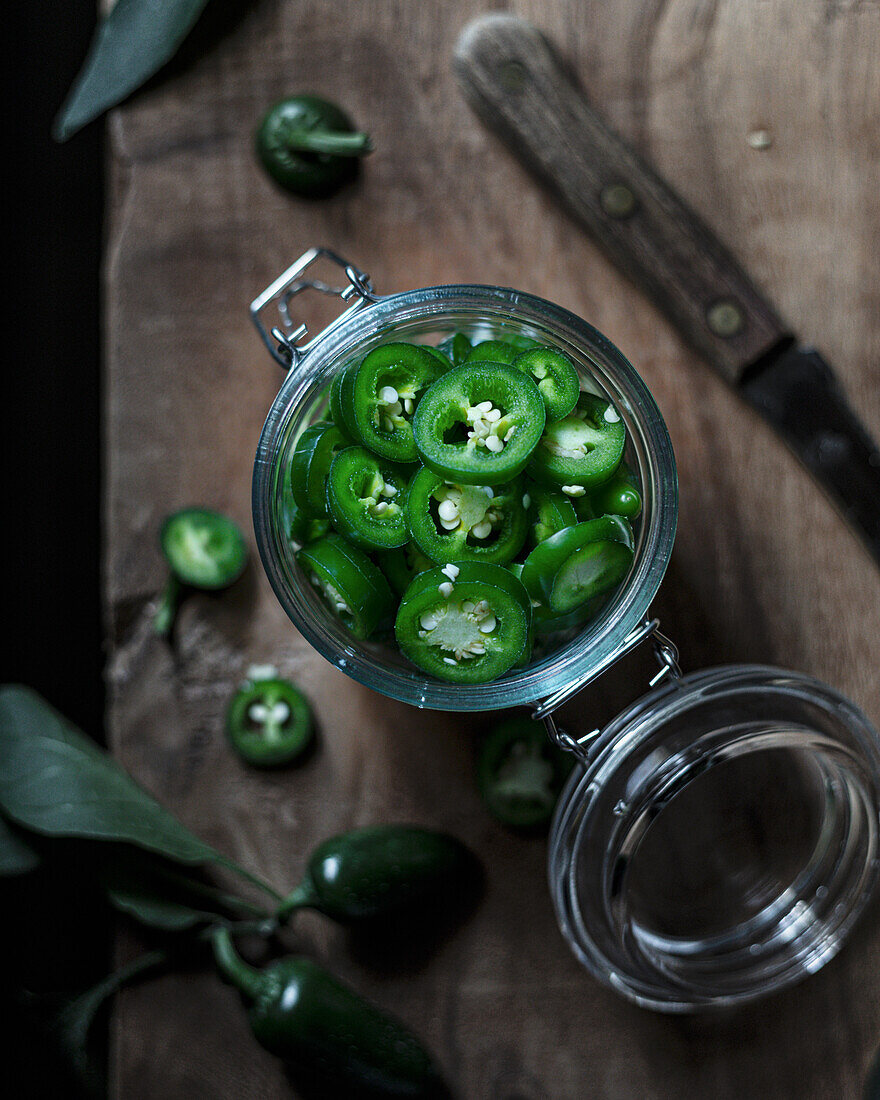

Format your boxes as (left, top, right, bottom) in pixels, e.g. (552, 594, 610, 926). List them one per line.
(253, 284, 677, 711)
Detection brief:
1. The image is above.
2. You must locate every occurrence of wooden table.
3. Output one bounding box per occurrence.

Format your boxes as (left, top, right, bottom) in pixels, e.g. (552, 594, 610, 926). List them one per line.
(105, 1, 880, 1096)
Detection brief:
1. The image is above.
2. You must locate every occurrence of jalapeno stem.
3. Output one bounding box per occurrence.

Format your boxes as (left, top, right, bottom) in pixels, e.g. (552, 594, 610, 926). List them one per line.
(275, 880, 318, 924)
(279, 127, 372, 157)
(152, 573, 181, 636)
(210, 926, 264, 1001)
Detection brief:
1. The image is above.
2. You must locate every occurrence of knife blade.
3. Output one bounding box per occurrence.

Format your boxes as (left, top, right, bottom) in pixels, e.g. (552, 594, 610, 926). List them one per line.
(454, 14, 880, 566)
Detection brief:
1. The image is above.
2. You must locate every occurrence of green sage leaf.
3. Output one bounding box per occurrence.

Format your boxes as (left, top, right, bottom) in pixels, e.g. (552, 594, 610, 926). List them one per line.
(53, 0, 211, 141)
(0, 686, 282, 903)
(0, 812, 41, 874)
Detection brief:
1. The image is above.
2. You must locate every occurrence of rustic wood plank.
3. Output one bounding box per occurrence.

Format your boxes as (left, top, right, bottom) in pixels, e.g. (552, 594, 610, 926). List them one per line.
(105, 0, 880, 1096)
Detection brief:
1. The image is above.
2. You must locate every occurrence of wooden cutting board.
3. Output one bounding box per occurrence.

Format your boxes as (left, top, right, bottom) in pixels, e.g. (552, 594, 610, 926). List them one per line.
(104, 1, 880, 1096)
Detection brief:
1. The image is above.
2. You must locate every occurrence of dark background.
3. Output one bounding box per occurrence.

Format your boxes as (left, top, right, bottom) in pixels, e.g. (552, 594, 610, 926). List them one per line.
(5, 1, 106, 1092)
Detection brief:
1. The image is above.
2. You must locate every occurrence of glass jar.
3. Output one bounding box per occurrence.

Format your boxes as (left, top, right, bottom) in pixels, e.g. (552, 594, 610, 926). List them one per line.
(250, 248, 880, 1011)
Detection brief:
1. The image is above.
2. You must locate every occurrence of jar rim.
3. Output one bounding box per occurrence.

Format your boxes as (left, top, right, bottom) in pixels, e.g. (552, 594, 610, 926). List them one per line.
(548, 664, 880, 1011)
(252, 282, 678, 711)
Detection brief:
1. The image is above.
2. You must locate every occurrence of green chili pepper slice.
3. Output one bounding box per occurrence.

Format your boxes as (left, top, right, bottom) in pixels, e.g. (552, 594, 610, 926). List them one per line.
(395, 562, 531, 683)
(421, 344, 454, 371)
(524, 484, 577, 546)
(328, 361, 361, 442)
(589, 461, 642, 520)
(289, 422, 346, 516)
(255, 96, 371, 199)
(529, 391, 626, 492)
(326, 446, 409, 550)
(375, 542, 434, 596)
(464, 339, 520, 365)
(521, 516, 634, 614)
(281, 482, 329, 547)
(226, 676, 313, 767)
(412, 362, 546, 485)
(297, 534, 393, 638)
(436, 332, 472, 366)
(477, 717, 575, 828)
(350, 343, 444, 463)
(512, 347, 580, 422)
(160, 508, 247, 589)
(406, 466, 528, 566)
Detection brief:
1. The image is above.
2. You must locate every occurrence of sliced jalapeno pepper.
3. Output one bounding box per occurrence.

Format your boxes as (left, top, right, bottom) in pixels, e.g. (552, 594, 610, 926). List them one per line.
(227, 674, 314, 767)
(524, 484, 577, 546)
(421, 344, 454, 371)
(375, 542, 434, 595)
(325, 446, 409, 550)
(464, 339, 520, 365)
(328, 361, 360, 442)
(412, 362, 546, 486)
(350, 343, 444, 463)
(281, 479, 329, 547)
(160, 508, 248, 589)
(297, 534, 393, 638)
(436, 332, 472, 366)
(529, 391, 625, 492)
(589, 461, 642, 520)
(395, 562, 531, 683)
(521, 516, 634, 614)
(289, 422, 346, 516)
(512, 347, 580, 422)
(406, 466, 527, 566)
(477, 717, 575, 829)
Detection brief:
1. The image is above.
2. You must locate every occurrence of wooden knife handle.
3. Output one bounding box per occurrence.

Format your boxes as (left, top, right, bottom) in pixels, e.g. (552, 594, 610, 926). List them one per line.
(454, 15, 791, 385)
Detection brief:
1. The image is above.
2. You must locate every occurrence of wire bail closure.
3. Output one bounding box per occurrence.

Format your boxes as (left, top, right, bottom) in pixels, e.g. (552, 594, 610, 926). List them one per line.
(250, 247, 379, 370)
(536, 618, 682, 764)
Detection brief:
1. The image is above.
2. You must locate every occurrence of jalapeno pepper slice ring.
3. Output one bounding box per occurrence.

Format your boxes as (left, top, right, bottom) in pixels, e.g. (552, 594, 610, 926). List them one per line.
(160, 508, 248, 589)
(297, 534, 394, 638)
(524, 484, 577, 547)
(350, 343, 444, 463)
(290, 421, 347, 516)
(528, 392, 626, 491)
(412, 362, 546, 486)
(436, 332, 472, 366)
(521, 516, 634, 614)
(588, 461, 643, 520)
(406, 466, 528, 566)
(395, 562, 531, 683)
(463, 339, 520, 365)
(326, 446, 410, 550)
(227, 677, 314, 767)
(512, 347, 580, 422)
(477, 717, 575, 829)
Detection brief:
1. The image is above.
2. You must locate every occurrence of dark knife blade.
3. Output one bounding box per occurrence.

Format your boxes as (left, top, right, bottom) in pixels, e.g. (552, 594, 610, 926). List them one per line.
(454, 15, 880, 567)
(741, 345, 880, 560)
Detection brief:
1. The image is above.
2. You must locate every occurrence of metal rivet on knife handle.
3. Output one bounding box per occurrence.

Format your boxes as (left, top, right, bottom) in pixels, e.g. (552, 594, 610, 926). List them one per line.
(707, 300, 745, 338)
(498, 59, 527, 92)
(600, 183, 638, 220)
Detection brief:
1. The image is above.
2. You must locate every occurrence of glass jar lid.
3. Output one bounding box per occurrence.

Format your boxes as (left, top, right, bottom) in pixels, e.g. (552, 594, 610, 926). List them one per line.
(548, 664, 880, 1012)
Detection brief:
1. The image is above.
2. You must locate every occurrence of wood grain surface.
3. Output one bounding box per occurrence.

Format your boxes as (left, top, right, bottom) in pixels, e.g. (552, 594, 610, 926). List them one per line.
(104, 1, 880, 1097)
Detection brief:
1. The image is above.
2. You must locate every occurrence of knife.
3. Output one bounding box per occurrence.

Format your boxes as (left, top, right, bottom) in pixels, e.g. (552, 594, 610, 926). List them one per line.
(454, 14, 880, 566)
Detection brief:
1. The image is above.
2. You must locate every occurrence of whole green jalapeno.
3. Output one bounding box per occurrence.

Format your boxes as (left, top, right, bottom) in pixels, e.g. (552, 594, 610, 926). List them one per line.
(212, 928, 447, 1098)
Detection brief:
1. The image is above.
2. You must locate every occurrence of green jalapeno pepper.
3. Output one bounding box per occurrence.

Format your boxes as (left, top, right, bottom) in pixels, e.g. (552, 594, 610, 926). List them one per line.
(282, 482, 329, 547)
(328, 361, 362, 442)
(477, 717, 575, 829)
(255, 96, 371, 199)
(420, 345, 454, 371)
(350, 343, 444, 463)
(406, 466, 528, 567)
(212, 928, 445, 1097)
(290, 421, 347, 516)
(395, 562, 531, 683)
(588, 461, 642, 520)
(375, 543, 434, 596)
(511, 347, 580, 422)
(153, 508, 248, 636)
(463, 339, 520, 365)
(326, 447, 410, 550)
(226, 673, 313, 768)
(521, 516, 634, 614)
(529, 391, 625, 492)
(524, 484, 577, 546)
(412, 362, 546, 486)
(277, 825, 479, 923)
(297, 534, 393, 638)
(436, 332, 472, 366)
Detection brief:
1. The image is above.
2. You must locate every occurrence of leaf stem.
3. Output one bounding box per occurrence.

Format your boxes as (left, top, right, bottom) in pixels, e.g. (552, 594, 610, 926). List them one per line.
(281, 128, 372, 157)
(275, 880, 317, 924)
(152, 573, 181, 636)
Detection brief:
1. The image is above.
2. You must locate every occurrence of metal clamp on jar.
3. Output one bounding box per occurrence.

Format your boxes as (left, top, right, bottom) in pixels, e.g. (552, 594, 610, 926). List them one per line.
(251, 248, 880, 1013)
